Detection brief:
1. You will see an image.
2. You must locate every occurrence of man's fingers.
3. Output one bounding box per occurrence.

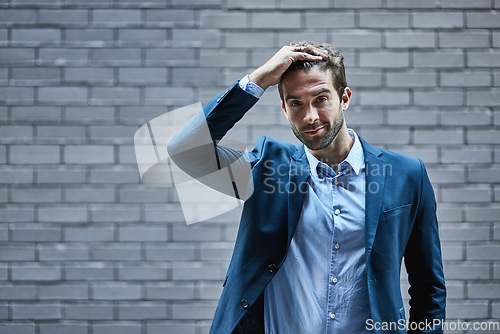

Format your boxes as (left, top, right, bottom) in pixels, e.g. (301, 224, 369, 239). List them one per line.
(293, 52, 323, 62)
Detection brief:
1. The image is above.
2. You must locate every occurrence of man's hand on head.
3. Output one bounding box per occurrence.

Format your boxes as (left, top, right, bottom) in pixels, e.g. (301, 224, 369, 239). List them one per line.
(249, 45, 328, 90)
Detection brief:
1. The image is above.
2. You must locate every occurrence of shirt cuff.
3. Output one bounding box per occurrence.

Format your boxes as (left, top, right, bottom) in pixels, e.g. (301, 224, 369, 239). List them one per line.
(239, 74, 265, 99)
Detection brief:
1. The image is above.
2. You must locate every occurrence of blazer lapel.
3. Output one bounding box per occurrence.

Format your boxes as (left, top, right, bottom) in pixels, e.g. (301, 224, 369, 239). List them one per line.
(287, 146, 310, 242)
(359, 137, 386, 257)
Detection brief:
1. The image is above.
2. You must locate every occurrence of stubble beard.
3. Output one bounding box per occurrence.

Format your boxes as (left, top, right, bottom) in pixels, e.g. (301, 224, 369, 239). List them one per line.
(291, 108, 344, 151)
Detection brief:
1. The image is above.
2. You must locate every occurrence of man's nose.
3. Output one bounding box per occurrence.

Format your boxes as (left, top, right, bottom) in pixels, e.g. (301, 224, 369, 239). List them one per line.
(304, 105, 319, 124)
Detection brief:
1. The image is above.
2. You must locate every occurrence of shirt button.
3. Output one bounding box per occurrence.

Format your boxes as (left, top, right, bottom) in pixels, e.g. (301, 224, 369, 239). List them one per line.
(240, 299, 249, 309)
(334, 208, 340, 215)
(329, 312, 336, 319)
(334, 243, 340, 249)
(331, 277, 338, 284)
(333, 179, 338, 185)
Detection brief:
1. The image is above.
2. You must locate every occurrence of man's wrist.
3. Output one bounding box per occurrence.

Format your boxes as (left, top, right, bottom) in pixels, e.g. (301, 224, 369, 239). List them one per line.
(239, 74, 265, 99)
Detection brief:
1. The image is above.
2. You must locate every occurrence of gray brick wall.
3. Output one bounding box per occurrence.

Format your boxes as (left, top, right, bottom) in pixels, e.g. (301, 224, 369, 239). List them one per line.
(0, 1, 498, 333)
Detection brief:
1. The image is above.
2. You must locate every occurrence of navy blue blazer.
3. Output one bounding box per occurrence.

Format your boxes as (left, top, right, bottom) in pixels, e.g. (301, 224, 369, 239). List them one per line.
(169, 81, 446, 334)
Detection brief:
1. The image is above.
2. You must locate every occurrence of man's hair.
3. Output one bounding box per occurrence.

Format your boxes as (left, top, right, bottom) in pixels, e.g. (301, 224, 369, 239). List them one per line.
(278, 41, 347, 102)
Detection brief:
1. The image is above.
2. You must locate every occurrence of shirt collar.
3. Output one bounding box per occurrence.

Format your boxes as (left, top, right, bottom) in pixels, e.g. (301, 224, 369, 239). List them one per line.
(304, 129, 365, 178)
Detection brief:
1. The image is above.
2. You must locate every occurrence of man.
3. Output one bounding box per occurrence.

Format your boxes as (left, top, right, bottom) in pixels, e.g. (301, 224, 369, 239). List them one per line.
(168, 41, 446, 333)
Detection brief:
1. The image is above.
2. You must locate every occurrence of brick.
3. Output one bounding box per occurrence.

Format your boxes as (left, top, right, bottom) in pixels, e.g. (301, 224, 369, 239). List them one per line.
(467, 90, 500, 107)
(119, 225, 167, 242)
(171, 0, 222, 5)
(118, 29, 167, 46)
(146, 322, 196, 334)
(11, 67, 61, 85)
(0, 166, 33, 184)
(65, 106, 114, 123)
(10, 145, 60, 164)
(172, 28, 221, 48)
(146, 243, 196, 261)
(440, 222, 490, 241)
(92, 283, 142, 300)
(0, 48, 35, 65)
(145, 48, 197, 66)
(468, 282, 500, 299)
(11, 106, 62, 122)
(39, 284, 89, 300)
(359, 51, 409, 68)
(413, 11, 464, 28)
(414, 89, 464, 106)
(11, 224, 61, 242)
(0, 87, 34, 104)
(39, 9, 88, 25)
(91, 48, 141, 66)
(39, 86, 87, 104)
(11, 303, 61, 320)
(0, 10, 36, 25)
(0, 284, 36, 300)
(330, 30, 382, 49)
(199, 242, 234, 261)
(360, 11, 409, 28)
(91, 87, 140, 105)
(441, 185, 491, 203)
(358, 90, 410, 106)
(199, 281, 223, 299)
(385, 0, 436, 8)
(439, 31, 490, 48)
(119, 67, 167, 84)
(171, 262, 224, 280)
(303, 12, 353, 29)
(413, 50, 464, 68)
(119, 263, 168, 280)
(200, 49, 247, 68)
(90, 166, 140, 184)
(118, 302, 168, 319)
(66, 302, 114, 320)
(467, 242, 500, 260)
(0, 125, 33, 142)
(469, 166, 500, 183)
(145, 282, 196, 300)
(441, 146, 492, 164)
(200, 10, 247, 29)
(171, 302, 217, 320)
(11, 263, 61, 281)
(441, 242, 463, 261)
(90, 203, 140, 222)
(334, 0, 382, 8)
(466, 205, 500, 222)
(65, 225, 114, 242)
(226, 31, 274, 48)
(144, 203, 185, 223)
(65, 185, 115, 203)
(36, 166, 86, 184)
(468, 51, 500, 68)
(64, 145, 114, 164)
(64, 29, 114, 46)
(468, 129, 500, 144)
(446, 301, 489, 319)
(37, 125, 86, 142)
(144, 87, 195, 106)
(386, 71, 437, 87)
(441, 0, 492, 8)
(344, 69, 383, 88)
(387, 110, 438, 126)
(89, 125, 136, 143)
(39, 323, 88, 334)
(0, 323, 35, 334)
(38, 48, 88, 66)
(0, 204, 35, 223)
(11, 29, 61, 45)
(250, 12, 300, 29)
(39, 244, 89, 261)
(93, 323, 141, 334)
(93, 9, 141, 26)
(146, 9, 196, 27)
(440, 71, 491, 87)
(385, 31, 436, 48)
(92, 243, 141, 261)
(227, 0, 276, 9)
(38, 204, 88, 223)
(444, 262, 490, 280)
(65, 262, 114, 280)
(467, 12, 500, 28)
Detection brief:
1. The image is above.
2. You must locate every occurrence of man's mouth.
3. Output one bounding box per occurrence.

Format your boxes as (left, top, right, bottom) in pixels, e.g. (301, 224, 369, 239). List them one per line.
(303, 126, 324, 136)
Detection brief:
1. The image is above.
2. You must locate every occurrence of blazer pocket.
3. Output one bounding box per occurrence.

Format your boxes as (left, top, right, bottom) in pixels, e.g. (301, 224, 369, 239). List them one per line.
(383, 203, 411, 218)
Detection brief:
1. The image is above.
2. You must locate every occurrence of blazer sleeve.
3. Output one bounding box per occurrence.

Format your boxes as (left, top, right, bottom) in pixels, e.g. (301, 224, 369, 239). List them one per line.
(403, 159, 446, 333)
(167, 81, 261, 200)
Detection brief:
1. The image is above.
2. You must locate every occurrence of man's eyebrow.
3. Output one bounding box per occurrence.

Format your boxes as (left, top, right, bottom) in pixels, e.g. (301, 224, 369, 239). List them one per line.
(312, 88, 332, 97)
(285, 95, 301, 102)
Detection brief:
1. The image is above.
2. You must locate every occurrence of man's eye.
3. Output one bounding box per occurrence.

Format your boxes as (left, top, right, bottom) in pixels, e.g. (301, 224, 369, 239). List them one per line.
(290, 102, 300, 107)
(317, 97, 327, 103)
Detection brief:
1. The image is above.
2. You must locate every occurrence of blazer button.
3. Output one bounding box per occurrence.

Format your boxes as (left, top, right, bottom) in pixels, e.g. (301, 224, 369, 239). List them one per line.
(240, 299, 249, 309)
(268, 264, 277, 273)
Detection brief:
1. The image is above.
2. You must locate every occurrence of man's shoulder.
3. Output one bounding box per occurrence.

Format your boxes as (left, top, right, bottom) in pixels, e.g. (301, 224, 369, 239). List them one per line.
(253, 135, 302, 157)
(359, 136, 424, 171)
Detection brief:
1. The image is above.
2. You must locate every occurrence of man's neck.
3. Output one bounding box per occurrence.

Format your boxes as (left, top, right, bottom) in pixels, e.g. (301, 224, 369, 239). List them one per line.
(308, 127, 354, 174)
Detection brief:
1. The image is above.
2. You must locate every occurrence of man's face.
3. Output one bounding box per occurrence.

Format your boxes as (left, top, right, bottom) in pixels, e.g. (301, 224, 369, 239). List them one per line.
(281, 67, 350, 151)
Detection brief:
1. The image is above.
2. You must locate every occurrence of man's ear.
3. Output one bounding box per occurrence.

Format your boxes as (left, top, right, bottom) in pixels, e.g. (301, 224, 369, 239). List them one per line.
(342, 87, 352, 110)
(281, 101, 288, 118)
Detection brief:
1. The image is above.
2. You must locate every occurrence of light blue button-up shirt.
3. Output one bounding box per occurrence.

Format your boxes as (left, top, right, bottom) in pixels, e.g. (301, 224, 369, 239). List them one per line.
(264, 130, 371, 334)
